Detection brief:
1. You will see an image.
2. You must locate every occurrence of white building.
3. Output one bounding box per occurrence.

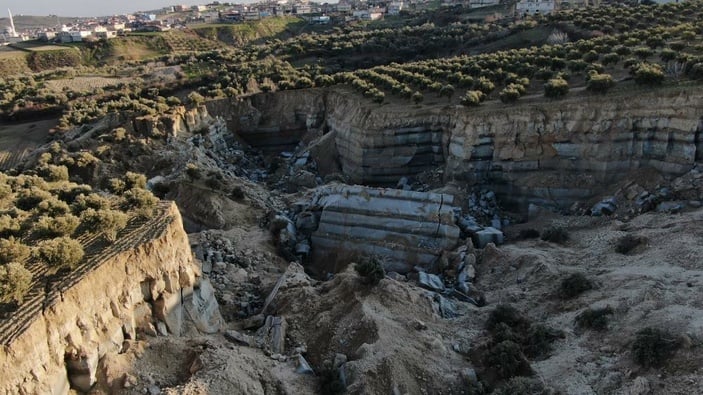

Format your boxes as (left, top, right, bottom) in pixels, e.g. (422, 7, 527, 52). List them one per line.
(336, 2, 352, 12)
(388, 1, 404, 15)
(352, 9, 384, 20)
(295, 4, 312, 14)
(516, 0, 557, 15)
(470, 0, 500, 8)
(94, 30, 117, 39)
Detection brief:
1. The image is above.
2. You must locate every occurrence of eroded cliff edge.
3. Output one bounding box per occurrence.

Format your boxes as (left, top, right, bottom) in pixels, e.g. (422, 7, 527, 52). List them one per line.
(0, 202, 221, 395)
(218, 87, 703, 210)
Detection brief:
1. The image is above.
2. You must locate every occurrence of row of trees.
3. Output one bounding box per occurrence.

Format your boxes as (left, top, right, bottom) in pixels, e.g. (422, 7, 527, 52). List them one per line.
(0, 164, 159, 305)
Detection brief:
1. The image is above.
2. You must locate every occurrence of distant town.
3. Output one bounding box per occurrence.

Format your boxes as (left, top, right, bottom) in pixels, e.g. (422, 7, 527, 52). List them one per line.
(0, 0, 680, 44)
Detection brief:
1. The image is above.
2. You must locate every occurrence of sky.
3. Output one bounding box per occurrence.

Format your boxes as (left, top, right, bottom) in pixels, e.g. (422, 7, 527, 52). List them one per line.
(0, 1, 210, 17)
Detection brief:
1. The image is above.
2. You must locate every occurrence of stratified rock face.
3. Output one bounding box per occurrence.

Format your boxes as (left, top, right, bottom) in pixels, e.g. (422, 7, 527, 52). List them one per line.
(310, 185, 460, 273)
(207, 91, 327, 153)
(0, 202, 221, 395)
(216, 88, 703, 210)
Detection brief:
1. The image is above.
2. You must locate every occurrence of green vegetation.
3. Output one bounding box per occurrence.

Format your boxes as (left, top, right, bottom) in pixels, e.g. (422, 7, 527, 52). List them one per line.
(484, 304, 563, 380)
(615, 234, 645, 254)
(575, 306, 614, 331)
(354, 256, 386, 286)
(540, 226, 569, 244)
(559, 273, 593, 299)
(35, 237, 84, 271)
(0, 166, 160, 309)
(0, 262, 32, 304)
(632, 327, 681, 368)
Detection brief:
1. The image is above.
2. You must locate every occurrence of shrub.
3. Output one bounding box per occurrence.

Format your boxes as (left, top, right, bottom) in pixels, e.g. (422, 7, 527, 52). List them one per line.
(540, 226, 569, 244)
(439, 84, 455, 101)
(587, 73, 615, 93)
(0, 262, 32, 304)
(411, 91, 423, 104)
(615, 234, 645, 254)
(187, 91, 205, 105)
(484, 340, 532, 380)
(460, 90, 485, 107)
(544, 77, 569, 98)
(499, 86, 521, 103)
(57, 184, 92, 204)
(602, 53, 620, 66)
(518, 229, 540, 240)
(493, 377, 548, 395)
(474, 77, 495, 95)
(633, 46, 654, 59)
(575, 306, 614, 331)
(583, 50, 599, 62)
(15, 188, 52, 211)
(107, 178, 126, 195)
(0, 215, 22, 238)
(0, 237, 31, 264)
(633, 63, 665, 85)
(37, 164, 69, 182)
(559, 273, 593, 299)
(688, 63, 703, 80)
(354, 256, 385, 286)
(121, 188, 159, 218)
(185, 163, 201, 180)
(486, 305, 530, 334)
(660, 48, 677, 62)
(632, 327, 681, 368)
(124, 172, 147, 190)
(71, 193, 111, 214)
(522, 324, 563, 359)
(81, 208, 129, 242)
(230, 186, 245, 200)
(36, 198, 70, 216)
(34, 214, 80, 238)
(35, 237, 84, 270)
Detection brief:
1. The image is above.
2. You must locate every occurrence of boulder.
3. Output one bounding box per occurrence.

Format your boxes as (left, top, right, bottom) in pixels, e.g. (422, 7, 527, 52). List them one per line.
(311, 185, 461, 272)
(418, 272, 445, 292)
(296, 355, 314, 375)
(65, 349, 99, 393)
(153, 292, 183, 336)
(224, 330, 254, 346)
(472, 227, 504, 248)
(656, 201, 683, 213)
(591, 197, 617, 216)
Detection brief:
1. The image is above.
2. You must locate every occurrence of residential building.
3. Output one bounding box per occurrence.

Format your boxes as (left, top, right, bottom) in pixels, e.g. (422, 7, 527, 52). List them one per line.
(352, 9, 384, 20)
(295, 4, 313, 13)
(516, 0, 557, 15)
(94, 30, 118, 39)
(388, 1, 405, 14)
(336, 2, 353, 12)
(469, 0, 500, 8)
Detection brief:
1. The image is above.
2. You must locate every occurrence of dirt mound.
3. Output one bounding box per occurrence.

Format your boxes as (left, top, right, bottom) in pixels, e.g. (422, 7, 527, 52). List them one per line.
(272, 265, 474, 394)
(167, 182, 260, 232)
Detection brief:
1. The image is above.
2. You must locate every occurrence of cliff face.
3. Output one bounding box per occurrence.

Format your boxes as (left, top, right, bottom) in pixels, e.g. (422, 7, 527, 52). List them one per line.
(217, 87, 703, 210)
(0, 202, 220, 395)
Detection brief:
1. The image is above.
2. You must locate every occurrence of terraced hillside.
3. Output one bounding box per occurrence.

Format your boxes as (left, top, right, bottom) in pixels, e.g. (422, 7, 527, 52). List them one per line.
(0, 201, 175, 346)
